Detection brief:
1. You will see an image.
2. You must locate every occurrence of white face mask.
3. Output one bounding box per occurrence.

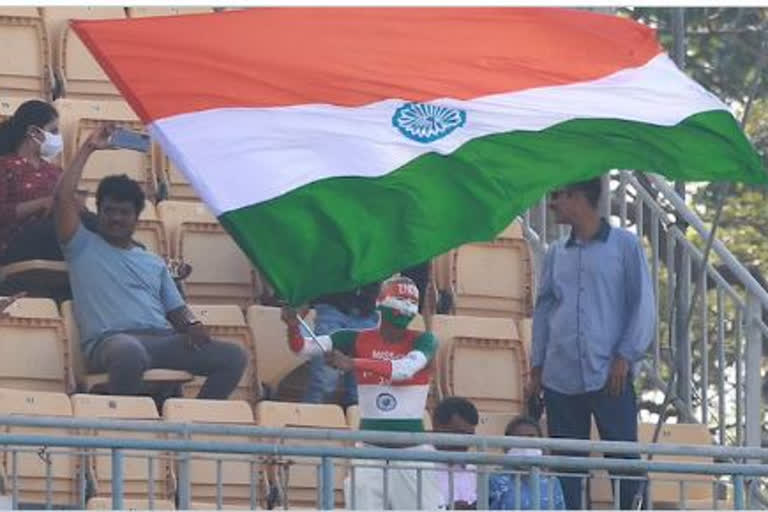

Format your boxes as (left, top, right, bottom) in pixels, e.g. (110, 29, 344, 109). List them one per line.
(506, 447, 543, 457)
(34, 129, 63, 160)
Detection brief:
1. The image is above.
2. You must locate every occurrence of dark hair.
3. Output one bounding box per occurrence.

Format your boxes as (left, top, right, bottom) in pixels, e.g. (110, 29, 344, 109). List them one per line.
(567, 177, 602, 208)
(96, 174, 146, 215)
(504, 415, 542, 437)
(433, 397, 479, 427)
(0, 100, 58, 155)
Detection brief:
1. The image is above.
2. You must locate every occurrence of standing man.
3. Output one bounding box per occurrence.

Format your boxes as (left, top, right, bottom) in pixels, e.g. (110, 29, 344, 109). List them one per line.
(525, 177, 655, 510)
(282, 276, 443, 510)
(304, 282, 381, 407)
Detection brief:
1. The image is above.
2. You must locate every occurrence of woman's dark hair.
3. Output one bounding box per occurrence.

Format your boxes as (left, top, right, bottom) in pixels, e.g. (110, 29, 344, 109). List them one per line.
(96, 174, 146, 215)
(0, 100, 58, 156)
(504, 415, 543, 437)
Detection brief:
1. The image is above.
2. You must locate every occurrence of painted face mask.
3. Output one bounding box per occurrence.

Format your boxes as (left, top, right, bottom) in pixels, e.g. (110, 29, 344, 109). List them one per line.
(377, 279, 419, 329)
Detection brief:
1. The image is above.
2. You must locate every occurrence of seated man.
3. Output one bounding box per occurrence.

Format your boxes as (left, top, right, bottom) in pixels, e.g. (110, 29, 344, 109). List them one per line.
(281, 276, 442, 510)
(432, 396, 480, 510)
(489, 416, 565, 510)
(53, 126, 246, 398)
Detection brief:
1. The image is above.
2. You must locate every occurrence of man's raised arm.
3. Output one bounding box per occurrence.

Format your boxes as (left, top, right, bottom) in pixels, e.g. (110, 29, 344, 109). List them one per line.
(54, 126, 113, 244)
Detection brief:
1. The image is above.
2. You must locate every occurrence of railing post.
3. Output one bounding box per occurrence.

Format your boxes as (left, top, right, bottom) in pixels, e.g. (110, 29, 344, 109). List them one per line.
(733, 474, 746, 510)
(111, 449, 124, 510)
(320, 456, 334, 510)
(177, 452, 191, 510)
(531, 466, 542, 509)
(476, 439, 490, 510)
(745, 293, 763, 469)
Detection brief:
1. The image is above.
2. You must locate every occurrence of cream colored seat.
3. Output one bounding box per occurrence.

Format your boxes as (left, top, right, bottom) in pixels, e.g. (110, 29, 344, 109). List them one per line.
(255, 401, 348, 509)
(42, 7, 126, 99)
(0, 388, 79, 507)
(72, 394, 173, 503)
(61, 301, 194, 393)
(157, 201, 256, 307)
(0, 297, 70, 392)
(434, 220, 534, 320)
(431, 314, 527, 414)
(181, 304, 259, 404)
(86, 497, 176, 510)
(163, 399, 259, 508)
(0, 8, 52, 98)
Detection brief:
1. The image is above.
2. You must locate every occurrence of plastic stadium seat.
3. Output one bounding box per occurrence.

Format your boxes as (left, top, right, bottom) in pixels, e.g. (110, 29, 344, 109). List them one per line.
(126, 7, 214, 17)
(61, 301, 194, 394)
(246, 305, 318, 397)
(0, 298, 70, 392)
(254, 401, 348, 508)
(86, 497, 176, 510)
(590, 423, 728, 510)
(162, 399, 258, 508)
(72, 394, 173, 502)
(42, 7, 126, 99)
(435, 220, 534, 320)
(156, 154, 200, 201)
(0, 388, 79, 507)
(181, 305, 260, 404)
(0, 8, 52, 98)
(157, 201, 256, 307)
(475, 412, 517, 438)
(53, 98, 155, 197)
(432, 314, 527, 414)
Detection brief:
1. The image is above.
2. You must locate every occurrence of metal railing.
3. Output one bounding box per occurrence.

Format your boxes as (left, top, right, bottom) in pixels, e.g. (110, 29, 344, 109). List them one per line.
(522, 172, 768, 451)
(1, 415, 767, 510)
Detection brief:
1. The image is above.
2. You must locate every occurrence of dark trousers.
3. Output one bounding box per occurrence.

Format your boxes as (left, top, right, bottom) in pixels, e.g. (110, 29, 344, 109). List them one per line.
(544, 381, 645, 510)
(89, 330, 247, 399)
(0, 211, 99, 264)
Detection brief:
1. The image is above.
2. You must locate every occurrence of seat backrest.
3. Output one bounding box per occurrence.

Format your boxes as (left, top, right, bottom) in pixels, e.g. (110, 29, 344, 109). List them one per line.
(0, 388, 77, 506)
(246, 305, 316, 393)
(126, 7, 213, 17)
(437, 220, 534, 319)
(71, 394, 171, 500)
(42, 7, 126, 99)
(162, 399, 256, 504)
(157, 201, 254, 307)
(476, 412, 516, 438)
(182, 305, 259, 404)
(0, 9, 51, 98)
(0, 298, 70, 393)
(60, 300, 86, 391)
(432, 315, 526, 413)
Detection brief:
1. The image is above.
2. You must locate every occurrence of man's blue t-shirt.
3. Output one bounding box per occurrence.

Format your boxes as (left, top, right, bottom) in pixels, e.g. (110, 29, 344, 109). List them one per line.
(62, 224, 185, 357)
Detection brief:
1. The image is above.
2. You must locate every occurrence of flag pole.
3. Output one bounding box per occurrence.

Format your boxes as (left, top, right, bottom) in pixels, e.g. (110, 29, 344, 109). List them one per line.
(295, 312, 329, 353)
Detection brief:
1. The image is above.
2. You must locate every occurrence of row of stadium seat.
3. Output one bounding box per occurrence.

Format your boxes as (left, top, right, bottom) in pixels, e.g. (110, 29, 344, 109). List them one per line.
(0, 297, 531, 414)
(0, 387, 724, 509)
(0, 7, 219, 101)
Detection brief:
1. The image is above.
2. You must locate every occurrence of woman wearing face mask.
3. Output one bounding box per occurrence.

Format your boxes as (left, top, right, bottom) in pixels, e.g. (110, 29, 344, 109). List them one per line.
(489, 416, 566, 510)
(0, 100, 97, 265)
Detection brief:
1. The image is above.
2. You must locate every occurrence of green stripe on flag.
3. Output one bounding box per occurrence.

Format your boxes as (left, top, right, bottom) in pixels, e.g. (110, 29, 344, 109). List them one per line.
(220, 110, 765, 305)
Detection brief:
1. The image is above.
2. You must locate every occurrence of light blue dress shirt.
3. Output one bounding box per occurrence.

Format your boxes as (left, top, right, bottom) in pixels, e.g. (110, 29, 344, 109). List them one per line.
(531, 220, 655, 395)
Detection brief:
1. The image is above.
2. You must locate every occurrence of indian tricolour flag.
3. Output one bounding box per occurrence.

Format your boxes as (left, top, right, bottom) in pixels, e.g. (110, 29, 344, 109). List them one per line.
(72, 8, 765, 304)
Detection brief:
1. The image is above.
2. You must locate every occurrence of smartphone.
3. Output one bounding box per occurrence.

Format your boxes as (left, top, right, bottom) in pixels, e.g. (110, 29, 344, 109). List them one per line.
(109, 128, 150, 153)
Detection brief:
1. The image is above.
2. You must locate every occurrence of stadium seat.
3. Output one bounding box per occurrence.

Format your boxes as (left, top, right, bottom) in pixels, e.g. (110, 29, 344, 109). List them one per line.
(254, 401, 348, 509)
(246, 305, 317, 397)
(0, 388, 79, 507)
(61, 301, 194, 393)
(0, 8, 52, 98)
(42, 7, 126, 99)
(0, 297, 70, 392)
(432, 314, 527, 414)
(157, 201, 256, 307)
(156, 154, 200, 201)
(162, 399, 258, 508)
(435, 220, 534, 319)
(53, 98, 155, 197)
(71, 394, 173, 502)
(181, 305, 260, 404)
(126, 7, 214, 17)
(84, 198, 168, 257)
(475, 412, 517, 438)
(86, 497, 176, 510)
(590, 423, 728, 509)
